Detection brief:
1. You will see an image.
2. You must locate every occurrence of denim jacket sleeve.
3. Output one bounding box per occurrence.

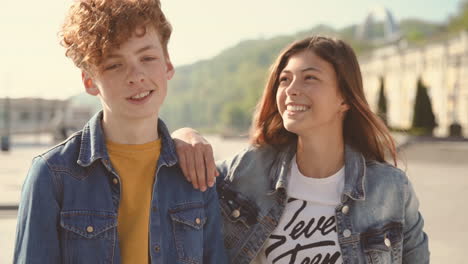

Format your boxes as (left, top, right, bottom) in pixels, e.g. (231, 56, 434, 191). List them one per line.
(203, 184, 228, 263)
(403, 179, 430, 264)
(14, 156, 61, 264)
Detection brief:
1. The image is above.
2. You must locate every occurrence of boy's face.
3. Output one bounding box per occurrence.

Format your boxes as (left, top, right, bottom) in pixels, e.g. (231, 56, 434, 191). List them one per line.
(83, 26, 174, 123)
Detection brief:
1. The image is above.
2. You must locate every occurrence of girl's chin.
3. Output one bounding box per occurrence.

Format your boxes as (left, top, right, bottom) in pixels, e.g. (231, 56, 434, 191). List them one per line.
(283, 121, 302, 134)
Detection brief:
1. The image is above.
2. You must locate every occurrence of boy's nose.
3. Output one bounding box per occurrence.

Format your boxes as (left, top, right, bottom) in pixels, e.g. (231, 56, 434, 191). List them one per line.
(127, 68, 145, 85)
(128, 78, 144, 85)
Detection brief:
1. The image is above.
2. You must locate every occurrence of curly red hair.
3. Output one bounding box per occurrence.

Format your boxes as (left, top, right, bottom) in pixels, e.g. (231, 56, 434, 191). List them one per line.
(60, 0, 172, 70)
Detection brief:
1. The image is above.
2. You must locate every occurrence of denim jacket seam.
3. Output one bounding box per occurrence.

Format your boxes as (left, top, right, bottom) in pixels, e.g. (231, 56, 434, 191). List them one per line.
(48, 162, 96, 181)
(39, 131, 82, 159)
(169, 201, 204, 213)
(402, 176, 410, 226)
(35, 155, 62, 210)
(61, 211, 116, 217)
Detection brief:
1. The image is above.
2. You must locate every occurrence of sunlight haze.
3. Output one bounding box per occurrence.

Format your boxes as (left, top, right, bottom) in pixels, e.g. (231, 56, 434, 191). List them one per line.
(0, 0, 460, 99)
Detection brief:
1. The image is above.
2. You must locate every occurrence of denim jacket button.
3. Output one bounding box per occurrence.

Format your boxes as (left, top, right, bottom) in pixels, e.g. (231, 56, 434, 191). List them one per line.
(231, 209, 241, 218)
(384, 238, 392, 247)
(112, 178, 119, 185)
(341, 205, 349, 214)
(343, 229, 351, 237)
(154, 245, 160, 252)
(86, 226, 94, 233)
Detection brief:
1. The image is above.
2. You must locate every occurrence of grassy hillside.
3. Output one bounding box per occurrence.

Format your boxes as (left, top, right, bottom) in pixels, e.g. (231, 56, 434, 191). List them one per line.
(160, 18, 450, 132)
(69, 7, 468, 133)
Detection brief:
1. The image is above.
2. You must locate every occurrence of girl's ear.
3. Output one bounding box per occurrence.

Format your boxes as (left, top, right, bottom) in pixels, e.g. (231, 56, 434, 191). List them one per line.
(340, 101, 350, 112)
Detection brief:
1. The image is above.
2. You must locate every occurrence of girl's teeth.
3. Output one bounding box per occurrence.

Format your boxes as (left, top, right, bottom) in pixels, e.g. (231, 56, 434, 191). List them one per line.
(287, 105, 309, 111)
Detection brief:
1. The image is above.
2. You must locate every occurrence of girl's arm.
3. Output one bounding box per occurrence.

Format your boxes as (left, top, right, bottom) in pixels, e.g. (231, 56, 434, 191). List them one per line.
(402, 179, 430, 264)
(172, 127, 219, 192)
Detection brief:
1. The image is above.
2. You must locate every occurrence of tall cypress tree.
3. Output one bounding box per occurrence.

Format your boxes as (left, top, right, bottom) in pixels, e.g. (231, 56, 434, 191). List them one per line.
(377, 76, 388, 124)
(412, 78, 437, 135)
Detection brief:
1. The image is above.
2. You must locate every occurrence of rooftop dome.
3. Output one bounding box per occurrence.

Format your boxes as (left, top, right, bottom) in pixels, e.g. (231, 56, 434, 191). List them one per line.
(356, 6, 402, 44)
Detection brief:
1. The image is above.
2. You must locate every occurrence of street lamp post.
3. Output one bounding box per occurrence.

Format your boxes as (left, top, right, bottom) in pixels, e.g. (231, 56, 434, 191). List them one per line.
(1, 96, 11, 152)
(448, 54, 464, 137)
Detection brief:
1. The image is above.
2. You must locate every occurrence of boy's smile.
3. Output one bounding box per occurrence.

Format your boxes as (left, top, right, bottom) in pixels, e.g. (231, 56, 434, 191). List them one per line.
(83, 25, 174, 125)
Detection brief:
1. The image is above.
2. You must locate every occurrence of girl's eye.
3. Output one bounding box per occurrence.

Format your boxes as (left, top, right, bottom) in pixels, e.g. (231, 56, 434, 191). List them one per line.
(279, 76, 290, 83)
(143, 56, 156, 61)
(305, 75, 317, 81)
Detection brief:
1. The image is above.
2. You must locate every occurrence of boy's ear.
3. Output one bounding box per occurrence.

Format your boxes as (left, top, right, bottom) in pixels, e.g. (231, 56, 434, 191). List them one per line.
(82, 71, 99, 96)
(165, 57, 175, 80)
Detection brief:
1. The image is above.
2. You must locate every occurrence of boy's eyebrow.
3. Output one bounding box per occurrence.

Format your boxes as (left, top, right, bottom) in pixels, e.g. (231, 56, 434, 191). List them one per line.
(135, 45, 156, 54)
(104, 45, 157, 59)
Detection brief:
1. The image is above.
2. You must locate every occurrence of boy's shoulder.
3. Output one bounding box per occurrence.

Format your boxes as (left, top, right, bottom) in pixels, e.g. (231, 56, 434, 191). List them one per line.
(37, 130, 84, 168)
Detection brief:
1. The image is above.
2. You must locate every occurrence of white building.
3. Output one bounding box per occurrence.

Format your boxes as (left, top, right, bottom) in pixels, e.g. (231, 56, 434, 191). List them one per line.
(357, 6, 468, 136)
(359, 31, 468, 137)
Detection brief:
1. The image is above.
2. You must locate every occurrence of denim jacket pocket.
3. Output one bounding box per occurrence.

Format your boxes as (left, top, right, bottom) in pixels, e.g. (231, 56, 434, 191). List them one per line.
(169, 202, 206, 264)
(217, 181, 259, 250)
(361, 222, 403, 264)
(60, 210, 117, 263)
(218, 181, 258, 226)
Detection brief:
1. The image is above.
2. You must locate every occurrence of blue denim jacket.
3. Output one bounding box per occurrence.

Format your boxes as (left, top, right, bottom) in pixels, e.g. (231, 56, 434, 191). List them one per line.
(14, 112, 227, 264)
(216, 144, 429, 264)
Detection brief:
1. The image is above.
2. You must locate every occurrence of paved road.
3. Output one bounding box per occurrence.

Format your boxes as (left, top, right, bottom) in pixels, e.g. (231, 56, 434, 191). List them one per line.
(398, 141, 468, 264)
(1, 136, 467, 263)
(1, 135, 54, 262)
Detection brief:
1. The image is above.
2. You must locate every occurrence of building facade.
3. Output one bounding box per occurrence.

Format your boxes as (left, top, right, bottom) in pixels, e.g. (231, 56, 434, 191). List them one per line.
(359, 31, 468, 137)
(0, 98, 66, 135)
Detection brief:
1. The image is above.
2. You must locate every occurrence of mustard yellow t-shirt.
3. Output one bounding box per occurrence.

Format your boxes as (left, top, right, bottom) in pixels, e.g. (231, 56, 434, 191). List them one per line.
(107, 139, 161, 264)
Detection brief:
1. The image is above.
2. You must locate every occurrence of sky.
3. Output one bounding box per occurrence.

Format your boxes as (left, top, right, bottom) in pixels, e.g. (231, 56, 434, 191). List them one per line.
(0, 0, 462, 99)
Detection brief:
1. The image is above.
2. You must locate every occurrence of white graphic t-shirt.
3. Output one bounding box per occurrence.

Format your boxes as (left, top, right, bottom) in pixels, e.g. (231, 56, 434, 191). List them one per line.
(258, 156, 345, 264)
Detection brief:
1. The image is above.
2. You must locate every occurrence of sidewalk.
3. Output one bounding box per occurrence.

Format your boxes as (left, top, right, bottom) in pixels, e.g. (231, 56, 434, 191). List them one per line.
(2, 133, 467, 263)
(0, 135, 54, 208)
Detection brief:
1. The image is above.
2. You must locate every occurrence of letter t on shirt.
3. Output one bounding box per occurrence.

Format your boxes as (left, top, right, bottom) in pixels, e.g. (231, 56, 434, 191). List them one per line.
(258, 156, 345, 264)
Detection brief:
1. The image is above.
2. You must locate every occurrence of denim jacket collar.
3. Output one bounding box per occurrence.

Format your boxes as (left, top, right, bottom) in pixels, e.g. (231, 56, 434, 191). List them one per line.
(270, 144, 296, 193)
(342, 145, 366, 202)
(272, 144, 366, 201)
(77, 111, 178, 168)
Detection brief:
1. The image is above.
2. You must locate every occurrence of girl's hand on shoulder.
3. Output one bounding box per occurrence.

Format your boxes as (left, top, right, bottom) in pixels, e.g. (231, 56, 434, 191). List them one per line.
(172, 127, 219, 192)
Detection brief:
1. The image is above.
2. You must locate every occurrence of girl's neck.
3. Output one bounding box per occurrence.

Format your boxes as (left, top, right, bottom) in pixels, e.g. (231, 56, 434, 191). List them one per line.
(296, 129, 345, 179)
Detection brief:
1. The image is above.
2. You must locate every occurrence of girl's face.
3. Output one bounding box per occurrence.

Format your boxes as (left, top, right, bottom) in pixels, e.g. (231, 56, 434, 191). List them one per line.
(276, 50, 349, 137)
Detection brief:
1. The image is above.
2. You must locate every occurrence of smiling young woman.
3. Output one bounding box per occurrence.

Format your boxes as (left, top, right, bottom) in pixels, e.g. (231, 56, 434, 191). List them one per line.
(252, 36, 397, 166)
(174, 35, 429, 264)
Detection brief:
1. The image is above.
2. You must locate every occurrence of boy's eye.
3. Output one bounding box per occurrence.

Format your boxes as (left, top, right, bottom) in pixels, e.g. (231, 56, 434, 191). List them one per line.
(104, 64, 121, 71)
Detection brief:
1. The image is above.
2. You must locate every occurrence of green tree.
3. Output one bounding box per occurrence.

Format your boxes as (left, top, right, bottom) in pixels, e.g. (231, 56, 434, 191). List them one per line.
(377, 76, 388, 124)
(449, 0, 468, 32)
(220, 103, 250, 135)
(412, 78, 437, 135)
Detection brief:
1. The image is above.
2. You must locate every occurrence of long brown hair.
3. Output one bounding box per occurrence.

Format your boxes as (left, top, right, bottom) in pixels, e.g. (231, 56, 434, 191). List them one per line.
(251, 36, 397, 165)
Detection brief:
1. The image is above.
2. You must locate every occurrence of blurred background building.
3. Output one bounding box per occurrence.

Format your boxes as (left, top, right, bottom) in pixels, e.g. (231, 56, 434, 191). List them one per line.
(358, 7, 468, 137)
(0, 97, 96, 142)
(2, 2, 468, 140)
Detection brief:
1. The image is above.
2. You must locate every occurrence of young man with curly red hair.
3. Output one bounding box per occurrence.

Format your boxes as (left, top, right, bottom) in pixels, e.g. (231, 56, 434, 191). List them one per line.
(13, 0, 226, 263)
